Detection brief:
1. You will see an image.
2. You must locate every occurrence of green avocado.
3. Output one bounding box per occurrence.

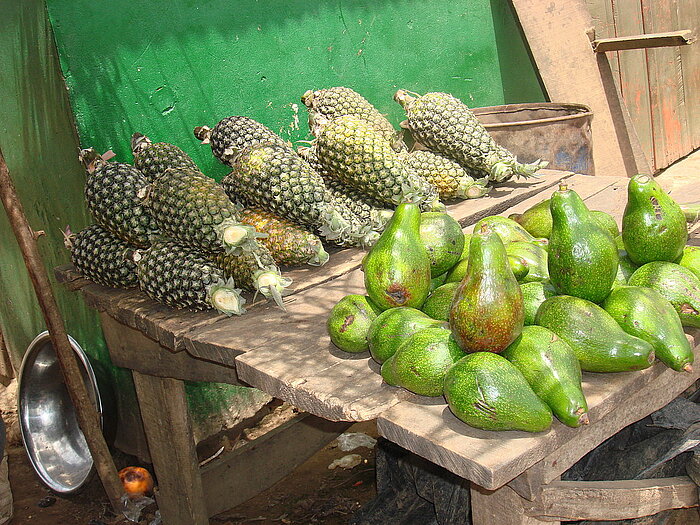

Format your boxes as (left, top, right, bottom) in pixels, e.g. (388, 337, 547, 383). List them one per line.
(326, 294, 382, 353)
(677, 246, 700, 282)
(520, 281, 557, 325)
(419, 212, 465, 277)
(422, 282, 460, 321)
(443, 352, 553, 432)
(506, 241, 549, 283)
(473, 215, 535, 244)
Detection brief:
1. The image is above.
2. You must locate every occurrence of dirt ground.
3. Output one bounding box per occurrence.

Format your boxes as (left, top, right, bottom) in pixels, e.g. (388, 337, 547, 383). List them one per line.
(5, 417, 379, 525)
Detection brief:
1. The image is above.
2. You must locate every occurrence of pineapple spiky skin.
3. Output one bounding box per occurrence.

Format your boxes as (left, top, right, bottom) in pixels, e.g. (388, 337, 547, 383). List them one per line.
(194, 116, 289, 166)
(69, 224, 139, 288)
(144, 167, 258, 254)
(313, 115, 442, 211)
(302, 87, 406, 152)
(223, 143, 369, 246)
(131, 133, 198, 181)
(239, 208, 329, 267)
(394, 90, 547, 182)
(136, 241, 245, 315)
(83, 154, 159, 247)
(404, 150, 490, 200)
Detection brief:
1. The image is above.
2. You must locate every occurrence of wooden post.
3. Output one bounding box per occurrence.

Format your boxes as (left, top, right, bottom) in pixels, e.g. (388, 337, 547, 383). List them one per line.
(0, 149, 123, 511)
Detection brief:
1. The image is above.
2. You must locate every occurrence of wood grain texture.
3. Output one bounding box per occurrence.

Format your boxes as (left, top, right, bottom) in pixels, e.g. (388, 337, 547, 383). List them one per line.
(471, 482, 556, 525)
(593, 30, 694, 52)
(377, 338, 700, 490)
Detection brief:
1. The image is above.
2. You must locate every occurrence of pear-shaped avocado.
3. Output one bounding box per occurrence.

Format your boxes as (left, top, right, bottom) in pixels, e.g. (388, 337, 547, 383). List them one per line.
(388, 327, 465, 396)
(548, 184, 618, 303)
(503, 326, 588, 427)
(602, 286, 693, 372)
(473, 215, 535, 244)
(622, 174, 687, 265)
(509, 255, 530, 281)
(520, 281, 557, 325)
(459, 233, 473, 259)
(443, 352, 553, 432)
(535, 295, 655, 372)
(449, 224, 524, 353)
(628, 261, 700, 328)
(444, 257, 469, 283)
(363, 203, 431, 310)
(613, 250, 639, 287)
(677, 246, 700, 282)
(506, 241, 549, 283)
(422, 282, 460, 321)
(327, 294, 382, 353)
(367, 307, 448, 363)
(509, 199, 552, 239)
(420, 212, 465, 277)
(429, 273, 448, 292)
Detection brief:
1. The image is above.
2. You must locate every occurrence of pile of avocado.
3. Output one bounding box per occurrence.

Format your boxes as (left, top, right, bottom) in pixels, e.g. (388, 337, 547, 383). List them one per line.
(327, 175, 700, 433)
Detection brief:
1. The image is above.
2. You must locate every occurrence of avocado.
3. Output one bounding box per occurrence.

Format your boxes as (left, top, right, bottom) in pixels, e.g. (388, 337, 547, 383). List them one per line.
(603, 286, 693, 372)
(508, 255, 530, 281)
(592, 210, 619, 239)
(445, 253, 528, 284)
(429, 273, 448, 292)
(622, 174, 687, 265)
(506, 241, 549, 283)
(327, 294, 382, 353)
(443, 352, 553, 432)
(363, 203, 431, 310)
(535, 295, 655, 372)
(548, 184, 618, 303)
(422, 282, 460, 321)
(613, 250, 639, 287)
(367, 307, 448, 364)
(387, 327, 465, 396)
(520, 281, 557, 325)
(510, 198, 618, 239)
(503, 326, 588, 427)
(677, 246, 700, 282)
(420, 212, 465, 277)
(449, 224, 524, 353)
(628, 261, 700, 328)
(473, 215, 535, 244)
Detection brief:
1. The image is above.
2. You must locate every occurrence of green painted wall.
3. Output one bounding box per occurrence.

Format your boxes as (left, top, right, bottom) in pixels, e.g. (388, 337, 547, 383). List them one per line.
(45, 0, 545, 180)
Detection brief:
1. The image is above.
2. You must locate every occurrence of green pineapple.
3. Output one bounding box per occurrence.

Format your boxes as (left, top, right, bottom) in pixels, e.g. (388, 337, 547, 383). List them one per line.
(135, 241, 246, 315)
(239, 207, 329, 267)
(404, 150, 490, 201)
(67, 224, 138, 288)
(212, 246, 292, 309)
(301, 86, 405, 151)
(394, 90, 547, 182)
(143, 167, 260, 254)
(313, 115, 443, 211)
(194, 116, 289, 166)
(80, 148, 159, 247)
(131, 133, 198, 181)
(222, 143, 372, 247)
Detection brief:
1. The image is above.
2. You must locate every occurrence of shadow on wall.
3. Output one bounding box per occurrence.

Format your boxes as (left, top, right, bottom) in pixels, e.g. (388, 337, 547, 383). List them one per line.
(44, 0, 535, 179)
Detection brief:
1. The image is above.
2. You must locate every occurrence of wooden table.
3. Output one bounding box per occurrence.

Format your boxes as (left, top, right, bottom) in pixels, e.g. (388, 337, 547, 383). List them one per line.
(56, 170, 700, 524)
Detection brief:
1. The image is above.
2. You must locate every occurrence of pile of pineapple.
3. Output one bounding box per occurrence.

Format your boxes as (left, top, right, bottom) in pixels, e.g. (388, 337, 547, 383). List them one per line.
(68, 87, 547, 315)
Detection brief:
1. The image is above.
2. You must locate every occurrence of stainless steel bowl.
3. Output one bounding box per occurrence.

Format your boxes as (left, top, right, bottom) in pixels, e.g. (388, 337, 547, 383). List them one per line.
(18, 331, 108, 494)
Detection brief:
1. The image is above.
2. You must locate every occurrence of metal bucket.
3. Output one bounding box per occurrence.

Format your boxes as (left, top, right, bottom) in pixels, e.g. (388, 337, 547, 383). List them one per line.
(473, 103, 594, 175)
(18, 331, 115, 494)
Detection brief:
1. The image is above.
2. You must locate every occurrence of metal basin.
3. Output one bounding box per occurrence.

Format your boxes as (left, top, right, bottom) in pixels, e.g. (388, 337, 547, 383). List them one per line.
(18, 331, 110, 494)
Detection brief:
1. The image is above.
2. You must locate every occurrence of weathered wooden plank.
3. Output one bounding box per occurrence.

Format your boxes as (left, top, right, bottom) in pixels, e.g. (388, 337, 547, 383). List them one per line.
(527, 477, 699, 521)
(471, 482, 556, 525)
(132, 372, 208, 525)
(377, 336, 700, 490)
(584, 0, 620, 83)
(200, 413, 350, 516)
(593, 30, 695, 52)
(510, 0, 644, 177)
(678, 0, 700, 150)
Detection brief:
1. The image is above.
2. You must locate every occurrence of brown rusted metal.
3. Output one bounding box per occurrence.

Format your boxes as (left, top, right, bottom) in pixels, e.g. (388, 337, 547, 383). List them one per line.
(0, 148, 123, 512)
(473, 103, 595, 176)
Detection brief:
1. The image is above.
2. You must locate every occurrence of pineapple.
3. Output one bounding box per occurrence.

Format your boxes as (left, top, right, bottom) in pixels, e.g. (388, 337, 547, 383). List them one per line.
(131, 133, 198, 181)
(143, 167, 260, 254)
(80, 148, 159, 248)
(67, 224, 138, 288)
(394, 90, 547, 182)
(212, 247, 292, 309)
(222, 143, 369, 246)
(301, 87, 405, 151)
(404, 150, 490, 201)
(135, 241, 245, 315)
(194, 116, 289, 166)
(312, 115, 442, 211)
(239, 208, 329, 267)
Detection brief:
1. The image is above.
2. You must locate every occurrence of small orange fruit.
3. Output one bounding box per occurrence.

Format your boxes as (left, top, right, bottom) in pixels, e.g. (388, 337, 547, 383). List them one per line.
(118, 466, 154, 498)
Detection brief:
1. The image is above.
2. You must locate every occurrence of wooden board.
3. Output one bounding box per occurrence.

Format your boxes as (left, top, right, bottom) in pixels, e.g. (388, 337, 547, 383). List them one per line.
(377, 338, 700, 491)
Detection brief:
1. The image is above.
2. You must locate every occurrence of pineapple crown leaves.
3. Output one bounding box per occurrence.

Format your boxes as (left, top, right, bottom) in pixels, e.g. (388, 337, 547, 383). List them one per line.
(515, 158, 549, 179)
(308, 244, 330, 267)
(370, 209, 394, 231)
(193, 125, 212, 144)
(206, 277, 247, 316)
(455, 177, 491, 200)
(216, 220, 267, 255)
(251, 268, 292, 310)
(317, 206, 351, 242)
(62, 225, 76, 250)
(393, 89, 420, 109)
(130, 133, 152, 155)
(300, 89, 315, 108)
(79, 148, 116, 174)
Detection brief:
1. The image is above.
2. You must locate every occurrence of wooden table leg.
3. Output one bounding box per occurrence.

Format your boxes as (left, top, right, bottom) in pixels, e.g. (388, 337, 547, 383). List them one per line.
(132, 371, 208, 525)
(470, 482, 559, 525)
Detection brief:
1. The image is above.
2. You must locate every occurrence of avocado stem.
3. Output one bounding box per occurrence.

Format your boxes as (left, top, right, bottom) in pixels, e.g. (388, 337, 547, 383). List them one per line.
(683, 363, 694, 373)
